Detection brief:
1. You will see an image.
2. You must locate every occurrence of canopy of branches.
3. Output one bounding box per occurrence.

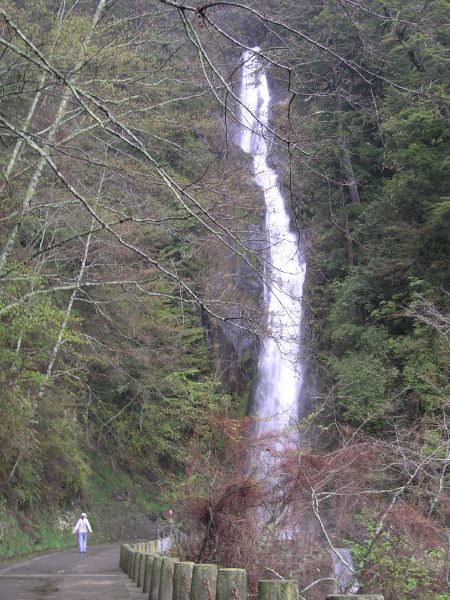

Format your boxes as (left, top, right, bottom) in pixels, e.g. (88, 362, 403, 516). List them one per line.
(0, 0, 448, 598)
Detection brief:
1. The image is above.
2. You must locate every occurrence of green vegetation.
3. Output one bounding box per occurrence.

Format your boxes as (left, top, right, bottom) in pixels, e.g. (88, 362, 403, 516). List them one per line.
(0, 0, 448, 598)
(291, 0, 450, 431)
(272, 1, 449, 595)
(0, 455, 161, 560)
(0, 0, 253, 557)
(348, 518, 449, 600)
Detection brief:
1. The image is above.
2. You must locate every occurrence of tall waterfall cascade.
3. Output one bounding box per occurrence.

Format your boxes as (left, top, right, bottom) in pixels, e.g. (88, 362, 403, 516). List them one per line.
(238, 49, 306, 443)
(236, 48, 359, 594)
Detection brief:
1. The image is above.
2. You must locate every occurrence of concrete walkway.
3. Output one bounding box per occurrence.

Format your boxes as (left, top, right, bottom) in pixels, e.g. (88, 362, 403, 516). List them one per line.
(0, 543, 146, 599)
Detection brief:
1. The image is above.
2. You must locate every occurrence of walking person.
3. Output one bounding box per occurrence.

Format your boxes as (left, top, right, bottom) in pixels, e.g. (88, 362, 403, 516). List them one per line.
(72, 512, 93, 553)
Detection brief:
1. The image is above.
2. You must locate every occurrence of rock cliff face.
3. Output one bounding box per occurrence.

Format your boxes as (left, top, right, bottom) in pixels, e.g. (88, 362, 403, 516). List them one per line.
(203, 219, 264, 414)
(207, 314, 258, 414)
(204, 61, 316, 422)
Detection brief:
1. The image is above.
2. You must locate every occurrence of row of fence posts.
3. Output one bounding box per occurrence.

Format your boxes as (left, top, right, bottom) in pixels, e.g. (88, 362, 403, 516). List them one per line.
(119, 541, 384, 600)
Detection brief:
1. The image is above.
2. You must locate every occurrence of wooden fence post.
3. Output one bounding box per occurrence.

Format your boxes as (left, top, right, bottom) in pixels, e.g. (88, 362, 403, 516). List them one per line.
(326, 596, 384, 599)
(173, 562, 194, 600)
(119, 544, 124, 569)
(217, 569, 247, 600)
(150, 556, 164, 600)
(132, 552, 142, 583)
(121, 544, 129, 571)
(126, 545, 132, 572)
(129, 550, 137, 579)
(138, 553, 149, 588)
(144, 555, 156, 594)
(159, 557, 180, 600)
(190, 564, 218, 600)
(258, 580, 299, 600)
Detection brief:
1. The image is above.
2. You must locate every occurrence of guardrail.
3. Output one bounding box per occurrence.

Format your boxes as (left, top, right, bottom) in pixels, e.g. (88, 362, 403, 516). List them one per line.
(119, 540, 384, 600)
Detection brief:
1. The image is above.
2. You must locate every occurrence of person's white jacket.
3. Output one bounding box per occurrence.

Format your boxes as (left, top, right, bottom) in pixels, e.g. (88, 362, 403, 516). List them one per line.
(72, 516, 92, 534)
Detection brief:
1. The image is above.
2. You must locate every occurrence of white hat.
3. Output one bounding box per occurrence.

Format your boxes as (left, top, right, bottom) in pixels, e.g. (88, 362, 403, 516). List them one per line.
(81, 512, 87, 517)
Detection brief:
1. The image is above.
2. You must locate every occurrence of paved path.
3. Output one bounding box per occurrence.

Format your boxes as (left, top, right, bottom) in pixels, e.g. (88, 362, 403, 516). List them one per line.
(0, 543, 146, 599)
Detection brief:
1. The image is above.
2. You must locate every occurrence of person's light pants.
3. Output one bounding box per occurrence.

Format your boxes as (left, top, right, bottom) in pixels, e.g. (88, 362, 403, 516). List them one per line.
(78, 532, 88, 553)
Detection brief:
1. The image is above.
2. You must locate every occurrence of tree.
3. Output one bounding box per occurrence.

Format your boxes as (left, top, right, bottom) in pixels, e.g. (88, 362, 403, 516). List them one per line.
(0, 3, 448, 596)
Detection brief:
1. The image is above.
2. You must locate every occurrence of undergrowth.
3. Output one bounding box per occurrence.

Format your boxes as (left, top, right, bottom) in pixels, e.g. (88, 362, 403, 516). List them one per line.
(0, 455, 164, 561)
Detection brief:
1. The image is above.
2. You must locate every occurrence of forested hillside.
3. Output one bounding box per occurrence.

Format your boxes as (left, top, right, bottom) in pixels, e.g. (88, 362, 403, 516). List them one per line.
(0, 0, 262, 555)
(0, 0, 449, 598)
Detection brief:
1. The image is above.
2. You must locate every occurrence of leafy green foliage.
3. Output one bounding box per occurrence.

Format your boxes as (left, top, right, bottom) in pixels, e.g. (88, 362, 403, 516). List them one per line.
(0, 0, 243, 524)
(296, 0, 450, 431)
(332, 353, 397, 423)
(348, 517, 448, 599)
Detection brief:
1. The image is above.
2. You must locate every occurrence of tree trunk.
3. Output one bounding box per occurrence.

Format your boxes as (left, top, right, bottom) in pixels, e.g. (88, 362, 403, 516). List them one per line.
(0, 0, 106, 274)
(339, 180, 354, 267)
(38, 218, 94, 398)
(338, 111, 360, 205)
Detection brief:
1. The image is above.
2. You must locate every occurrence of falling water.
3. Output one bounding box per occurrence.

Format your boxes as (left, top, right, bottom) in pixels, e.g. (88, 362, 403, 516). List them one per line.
(238, 49, 306, 445)
(237, 49, 359, 592)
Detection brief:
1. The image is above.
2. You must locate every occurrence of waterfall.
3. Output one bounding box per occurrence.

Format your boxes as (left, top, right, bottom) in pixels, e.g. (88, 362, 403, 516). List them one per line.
(331, 549, 359, 594)
(238, 49, 306, 444)
(237, 48, 359, 593)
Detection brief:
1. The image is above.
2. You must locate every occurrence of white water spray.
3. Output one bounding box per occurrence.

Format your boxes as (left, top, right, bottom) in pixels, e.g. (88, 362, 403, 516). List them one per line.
(237, 49, 359, 592)
(238, 49, 306, 444)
